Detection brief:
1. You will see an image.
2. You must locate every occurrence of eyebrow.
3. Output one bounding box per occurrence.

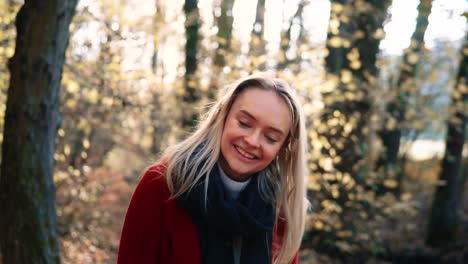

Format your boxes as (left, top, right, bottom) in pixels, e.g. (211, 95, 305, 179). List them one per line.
(239, 110, 286, 136)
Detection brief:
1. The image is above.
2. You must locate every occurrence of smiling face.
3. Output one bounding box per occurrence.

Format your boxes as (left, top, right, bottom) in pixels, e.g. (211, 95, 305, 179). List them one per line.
(219, 88, 292, 181)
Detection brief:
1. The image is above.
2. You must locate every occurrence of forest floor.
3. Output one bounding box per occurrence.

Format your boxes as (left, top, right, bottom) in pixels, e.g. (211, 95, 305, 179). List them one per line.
(56, 158, 468, 264)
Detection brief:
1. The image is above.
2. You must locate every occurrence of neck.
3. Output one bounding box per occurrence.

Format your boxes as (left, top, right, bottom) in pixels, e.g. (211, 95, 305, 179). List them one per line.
(217, 163, 251, 200)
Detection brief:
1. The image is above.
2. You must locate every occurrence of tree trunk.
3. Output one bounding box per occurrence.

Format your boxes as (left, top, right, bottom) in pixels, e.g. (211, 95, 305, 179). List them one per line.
(183, 0, 200, 129)
(208, 0, 235, 99)
(320, 0, 391, 178)
(0, 1, 78, 263)
(379, 0, 433, 194)
(308, 0, 391, 244)
(426, 32, 467, 247)
(276, 0, 307, 71)
(248, 0, 266, 71)
(151, 0, 166, 155)
(152, 0, 164, 74)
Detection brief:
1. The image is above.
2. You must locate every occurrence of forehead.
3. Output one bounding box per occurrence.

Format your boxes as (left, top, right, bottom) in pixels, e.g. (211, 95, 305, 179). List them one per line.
(230, 88, 292, 132)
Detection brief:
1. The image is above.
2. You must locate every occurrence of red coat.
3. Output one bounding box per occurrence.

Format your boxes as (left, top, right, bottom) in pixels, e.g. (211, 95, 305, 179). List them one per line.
(118, 164, 299, 264)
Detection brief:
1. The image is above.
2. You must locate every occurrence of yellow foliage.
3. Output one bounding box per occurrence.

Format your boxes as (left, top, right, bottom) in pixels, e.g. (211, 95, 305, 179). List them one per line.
(65, 99, 77, 109)
(86, 89, 99, 104)
(308, 178, 321, 191)
(101, 96, 113, 107)
(337, 230, 352, 238)
(328, 37, 343, 48)
(332, 188, 339, 199)
(83, 139, 90, 149)
(354, 30, 365, 39)
(346, 48, 359, 61)
(350, 60, 361, 70)
(327, 118, 339, 127)
(314, 221, 324, 230)
(67, 80, 80, 94)
(406, 52, 419, 64)
(386, 118, 396, 130)
(331, 3, 344, 13)
(343, 39, 352, 48)
(340, 69, 352, 84)
(344, 92, 355, 100)
(58, 129, 66, 137)
(321, 157, 334, 171)
(329, 18, 340, 34)
(458, 83, 467, 93)
(343, 123, 353, 134)
(321, 79, 338, 93)
(64, 144, 71, 156)
(383, 179, 398, 188)
(401, 193, 412, 201)
(6, 47, 14, 58)
(373, 28, 385, 40)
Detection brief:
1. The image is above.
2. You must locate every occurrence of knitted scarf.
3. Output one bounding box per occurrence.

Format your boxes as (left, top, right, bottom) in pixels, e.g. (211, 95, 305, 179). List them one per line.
(177, 164, 275, 264)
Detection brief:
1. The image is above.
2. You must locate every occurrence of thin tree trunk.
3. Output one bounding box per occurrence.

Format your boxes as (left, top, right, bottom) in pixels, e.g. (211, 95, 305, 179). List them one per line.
(248, 0, 266, 71)
(151, 0, 165, 155)
(276, 0, 307, 71)
(152, 0, 164, 74)
(321, 0, 391, 177)
(379, 0, 433, 195)
(208, 0, 235, 99)
(183, 0, 200, 129)
(426, 33, 467, 247)
(0, 1, 79, 263)
(309, 0, 391, 244)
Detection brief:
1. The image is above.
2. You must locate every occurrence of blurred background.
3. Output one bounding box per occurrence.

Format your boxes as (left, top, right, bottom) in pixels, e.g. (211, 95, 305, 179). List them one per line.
(0, 0, 466, 263)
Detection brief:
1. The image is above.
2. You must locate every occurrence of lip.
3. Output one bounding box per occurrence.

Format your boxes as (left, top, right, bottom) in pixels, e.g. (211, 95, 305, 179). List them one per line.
(234, 145, 258, 162)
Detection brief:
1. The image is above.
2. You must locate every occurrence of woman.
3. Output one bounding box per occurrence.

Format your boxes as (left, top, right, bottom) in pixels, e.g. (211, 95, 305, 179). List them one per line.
(118, 74, 308, 264)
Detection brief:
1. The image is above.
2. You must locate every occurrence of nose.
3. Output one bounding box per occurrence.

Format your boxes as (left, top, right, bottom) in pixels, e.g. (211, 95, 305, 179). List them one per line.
(244, 130, 261, 148)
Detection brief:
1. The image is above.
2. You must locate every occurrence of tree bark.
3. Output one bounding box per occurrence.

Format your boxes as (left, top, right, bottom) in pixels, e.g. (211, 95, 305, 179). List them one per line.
(183, 0, 200, 129)
(277, 0, 307, 71)
(320, 0, 391, 178)
(308, 0, 391, 244)
(151, 0, 166, 155)
(426, 32, 467, 247)
(248, 0, 266, 71)
(152, 0, 164, 74)
(379, 0, 433, 192)
(208, 0, 235, 99)
(0, 1, 78, 263)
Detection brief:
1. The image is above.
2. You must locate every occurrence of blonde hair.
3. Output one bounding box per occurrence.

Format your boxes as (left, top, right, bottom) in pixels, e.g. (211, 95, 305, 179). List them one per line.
(159, 74, 308, 264)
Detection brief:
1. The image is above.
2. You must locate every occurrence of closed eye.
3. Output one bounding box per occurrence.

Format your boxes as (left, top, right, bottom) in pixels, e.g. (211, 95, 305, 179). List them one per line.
(239, 120, 250, 128)
(265, 135, 278, 143)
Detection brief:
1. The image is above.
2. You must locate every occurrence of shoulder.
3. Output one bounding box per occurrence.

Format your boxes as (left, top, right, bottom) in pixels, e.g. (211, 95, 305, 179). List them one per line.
(132, 163, 170, 201)
(140, 163, 167, 183)
(118, 163, 171, 263)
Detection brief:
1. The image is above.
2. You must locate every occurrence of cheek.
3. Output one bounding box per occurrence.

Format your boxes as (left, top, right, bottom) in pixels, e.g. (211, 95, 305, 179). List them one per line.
(224, 121, 242, 140)
(263, 145, 282, 162)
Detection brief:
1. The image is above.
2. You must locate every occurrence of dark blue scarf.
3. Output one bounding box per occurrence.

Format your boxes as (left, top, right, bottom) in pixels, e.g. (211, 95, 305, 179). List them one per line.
(177, 164, 275, 264)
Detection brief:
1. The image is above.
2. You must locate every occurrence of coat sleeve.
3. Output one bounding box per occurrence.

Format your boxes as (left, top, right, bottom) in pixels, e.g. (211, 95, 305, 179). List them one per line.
(291, 251, 299, 264)
(117, 165, 168, 264)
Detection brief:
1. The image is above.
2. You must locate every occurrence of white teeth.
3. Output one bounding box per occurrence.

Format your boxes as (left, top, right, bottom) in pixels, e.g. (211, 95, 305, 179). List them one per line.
(236, 146, 255, 159)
